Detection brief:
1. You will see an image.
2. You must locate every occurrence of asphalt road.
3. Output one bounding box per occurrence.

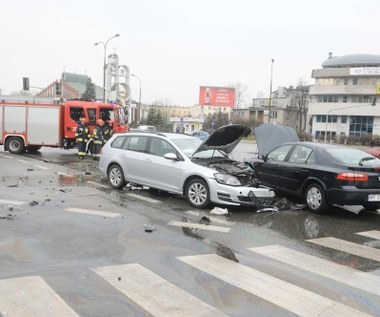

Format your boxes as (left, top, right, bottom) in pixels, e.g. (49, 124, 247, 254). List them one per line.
(0, 143, 379, 316)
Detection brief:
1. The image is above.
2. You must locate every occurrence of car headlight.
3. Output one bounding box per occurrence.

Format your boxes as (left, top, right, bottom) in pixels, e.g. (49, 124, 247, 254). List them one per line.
(214, 173, 241, 186)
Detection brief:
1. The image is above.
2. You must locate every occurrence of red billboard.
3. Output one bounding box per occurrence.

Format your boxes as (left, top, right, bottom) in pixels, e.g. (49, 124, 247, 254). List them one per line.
(199, 86, 235, 107)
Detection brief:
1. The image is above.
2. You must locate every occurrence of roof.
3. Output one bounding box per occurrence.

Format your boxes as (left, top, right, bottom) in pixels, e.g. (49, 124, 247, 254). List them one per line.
(61, 72, 88, 84)
(322, 54, 380, 67)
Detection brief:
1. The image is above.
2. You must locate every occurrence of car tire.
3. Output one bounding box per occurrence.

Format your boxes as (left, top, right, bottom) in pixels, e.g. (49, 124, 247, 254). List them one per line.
(362, 204, 380, 211)
(305, 183, 327, 214)
(108, 164, 127, 189)
(185, 178, 210, 209)
(6, 137, 25, 154)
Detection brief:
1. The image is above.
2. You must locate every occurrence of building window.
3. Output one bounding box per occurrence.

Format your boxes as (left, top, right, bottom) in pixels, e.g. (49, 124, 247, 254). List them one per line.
(327, 115, 337, 123)
(341, 116, 347, 123)
(349, 116, 374, 136)
(344, 78, 349, 85)
(343, 96, 348, 103)
(316, 115, 327, 123)
(353, 78, 358, 85)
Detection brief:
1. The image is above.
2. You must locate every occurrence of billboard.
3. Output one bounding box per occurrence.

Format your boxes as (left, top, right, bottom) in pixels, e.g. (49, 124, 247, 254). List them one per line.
(199, 86, 235, 107)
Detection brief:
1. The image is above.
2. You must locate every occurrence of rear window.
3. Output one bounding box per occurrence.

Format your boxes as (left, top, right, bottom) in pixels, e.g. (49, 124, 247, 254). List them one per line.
(111, 136, 127, 149)
(327, 148, 380, 165)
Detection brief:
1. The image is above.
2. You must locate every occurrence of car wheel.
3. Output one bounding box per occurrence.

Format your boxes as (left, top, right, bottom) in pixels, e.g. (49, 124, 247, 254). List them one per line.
(185, 178, 210, 209)
(305, 183, 327, 213)
(108, 164, 126, 189)
(6, 137, 25, 154)
(362, 204, 380, 211)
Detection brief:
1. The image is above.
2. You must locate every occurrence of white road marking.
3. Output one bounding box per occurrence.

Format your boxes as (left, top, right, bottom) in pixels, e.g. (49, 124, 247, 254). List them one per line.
(86, 181, 110, 189)
(93, 263, 227, 317)
(34, 165, 49, 170)
(356, 230, 380, 240)
(184, 210, 236, 226)
(17, 159, 29, 163)
(0, 276, 79, 317)
(57, 172, 72, 176)
(307, 237, 380, 262)
(64, 207, 121, 218)
(250, 244, 380, 296)
(0, 199, 25, 205)
(168, 220, 231, 233)
(178, 254, 372, 317)
(126, 193, 160, 204)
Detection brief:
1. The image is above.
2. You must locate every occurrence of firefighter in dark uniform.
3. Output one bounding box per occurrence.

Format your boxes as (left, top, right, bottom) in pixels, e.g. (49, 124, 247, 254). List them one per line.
(103, 120, 114, 142)
(75, 115, 90, 160)
(92, 119, 105, 161)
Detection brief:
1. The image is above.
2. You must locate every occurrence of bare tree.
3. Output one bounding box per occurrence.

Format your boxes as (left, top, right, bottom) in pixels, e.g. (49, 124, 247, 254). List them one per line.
(230, 82, 249, 109)
(291, 79, 310, 133)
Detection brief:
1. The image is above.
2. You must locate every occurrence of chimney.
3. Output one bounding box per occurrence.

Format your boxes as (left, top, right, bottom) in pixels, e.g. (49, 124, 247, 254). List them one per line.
(328, 52, 333, 59)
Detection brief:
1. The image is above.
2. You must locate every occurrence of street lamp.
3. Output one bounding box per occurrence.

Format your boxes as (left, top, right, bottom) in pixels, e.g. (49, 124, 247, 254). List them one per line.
(94, 33, 120, 102)
(131, 74, 141, 123)
(324, 101, 376, 143)
(268, 58, 275, 123)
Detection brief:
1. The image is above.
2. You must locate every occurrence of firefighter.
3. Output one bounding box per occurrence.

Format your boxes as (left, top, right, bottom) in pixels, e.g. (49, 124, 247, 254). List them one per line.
(92, 119, 105, 161)
(103, 120, 114, 142)
(75, 115, 90, 160)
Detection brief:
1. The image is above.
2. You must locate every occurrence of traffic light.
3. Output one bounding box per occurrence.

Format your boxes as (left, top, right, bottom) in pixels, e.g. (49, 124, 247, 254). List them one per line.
(23, 77, 29, 91)
(55, 82, 61, 96)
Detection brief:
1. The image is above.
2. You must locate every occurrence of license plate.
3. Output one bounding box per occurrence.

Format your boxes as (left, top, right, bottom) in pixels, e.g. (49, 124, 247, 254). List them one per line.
(368, 194, 380, 202)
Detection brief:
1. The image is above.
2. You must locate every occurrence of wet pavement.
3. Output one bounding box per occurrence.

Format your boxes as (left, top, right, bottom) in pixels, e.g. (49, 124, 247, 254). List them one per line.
(0, 144, 380, 316)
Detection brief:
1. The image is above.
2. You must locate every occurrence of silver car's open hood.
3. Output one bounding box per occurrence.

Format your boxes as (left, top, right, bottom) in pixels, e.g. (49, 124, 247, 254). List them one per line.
(254, 123, 299, 157)
(193, 124, 251, 155)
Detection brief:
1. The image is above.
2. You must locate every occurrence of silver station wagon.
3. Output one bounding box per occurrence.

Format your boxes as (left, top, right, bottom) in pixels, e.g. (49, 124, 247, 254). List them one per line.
(99, 124, 275, 208)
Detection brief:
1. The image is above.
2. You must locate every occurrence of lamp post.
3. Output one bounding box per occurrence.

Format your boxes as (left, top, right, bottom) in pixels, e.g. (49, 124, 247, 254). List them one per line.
(131, 74, 141, 123)
(324, 101, 376, 143)
(268, 58, 275, 123)
(94, 33, 120, 102)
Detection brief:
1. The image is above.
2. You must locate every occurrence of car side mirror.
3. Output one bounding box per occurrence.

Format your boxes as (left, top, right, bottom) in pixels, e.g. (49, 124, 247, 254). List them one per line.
(259, 154, 267, 162)
(164, 152, 179, 161)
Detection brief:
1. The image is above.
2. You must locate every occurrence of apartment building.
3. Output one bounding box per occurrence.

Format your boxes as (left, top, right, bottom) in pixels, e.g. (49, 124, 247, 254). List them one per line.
(308, 53, 380, 141)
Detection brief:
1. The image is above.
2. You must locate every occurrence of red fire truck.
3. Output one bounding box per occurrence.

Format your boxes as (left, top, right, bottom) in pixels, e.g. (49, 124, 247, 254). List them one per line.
(0, 100, 129, 154)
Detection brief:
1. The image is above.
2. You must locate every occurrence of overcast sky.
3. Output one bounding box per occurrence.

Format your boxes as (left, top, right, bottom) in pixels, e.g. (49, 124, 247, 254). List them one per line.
(1, 0, 379, 106)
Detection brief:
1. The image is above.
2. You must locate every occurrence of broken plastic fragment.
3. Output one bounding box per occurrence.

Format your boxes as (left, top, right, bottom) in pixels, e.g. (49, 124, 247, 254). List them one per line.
(210, 207, 229, 215)
(144, 224, 157, 232)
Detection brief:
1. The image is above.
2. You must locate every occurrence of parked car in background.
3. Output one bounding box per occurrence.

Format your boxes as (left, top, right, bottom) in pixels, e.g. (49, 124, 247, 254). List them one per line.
(99, 125, 275, 209)
(192, 130, 210, 141)
(137, 125, 156, 132)
(246, 123, 380, 213)
(367, 146, 380, 159)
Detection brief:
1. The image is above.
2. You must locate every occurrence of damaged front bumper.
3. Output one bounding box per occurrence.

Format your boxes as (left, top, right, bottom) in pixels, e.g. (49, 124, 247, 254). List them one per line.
(208, 179, 276, 207)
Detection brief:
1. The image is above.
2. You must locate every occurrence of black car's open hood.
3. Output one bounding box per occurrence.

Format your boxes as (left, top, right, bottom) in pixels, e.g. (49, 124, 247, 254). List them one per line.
(193, 124, 251, 155)
(254, 123, 299, 157)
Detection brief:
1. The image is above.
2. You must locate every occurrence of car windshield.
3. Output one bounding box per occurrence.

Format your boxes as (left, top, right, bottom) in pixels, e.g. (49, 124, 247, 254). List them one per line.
(171, 137, 203, 157)
(327, 148, 380, 165)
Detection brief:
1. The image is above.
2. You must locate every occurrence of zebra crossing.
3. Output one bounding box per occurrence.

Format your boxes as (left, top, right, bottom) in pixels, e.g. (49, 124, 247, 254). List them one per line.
(0, 230, 379, 316)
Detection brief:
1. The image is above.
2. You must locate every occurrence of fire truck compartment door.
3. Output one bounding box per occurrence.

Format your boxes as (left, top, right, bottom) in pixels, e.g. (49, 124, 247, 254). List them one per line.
(0, 106, 2, 141)
(28, 107, 60, 145)
(4, 106, 26, 134)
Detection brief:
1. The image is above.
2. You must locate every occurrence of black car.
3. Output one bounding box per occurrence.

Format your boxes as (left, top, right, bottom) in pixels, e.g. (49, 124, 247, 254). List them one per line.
(247, 123, 380, 213)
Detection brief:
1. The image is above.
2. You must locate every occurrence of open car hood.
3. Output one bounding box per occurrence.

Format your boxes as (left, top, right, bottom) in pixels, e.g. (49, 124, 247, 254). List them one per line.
(254, 123, 299, 157)
(193, 124, 251, 155)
